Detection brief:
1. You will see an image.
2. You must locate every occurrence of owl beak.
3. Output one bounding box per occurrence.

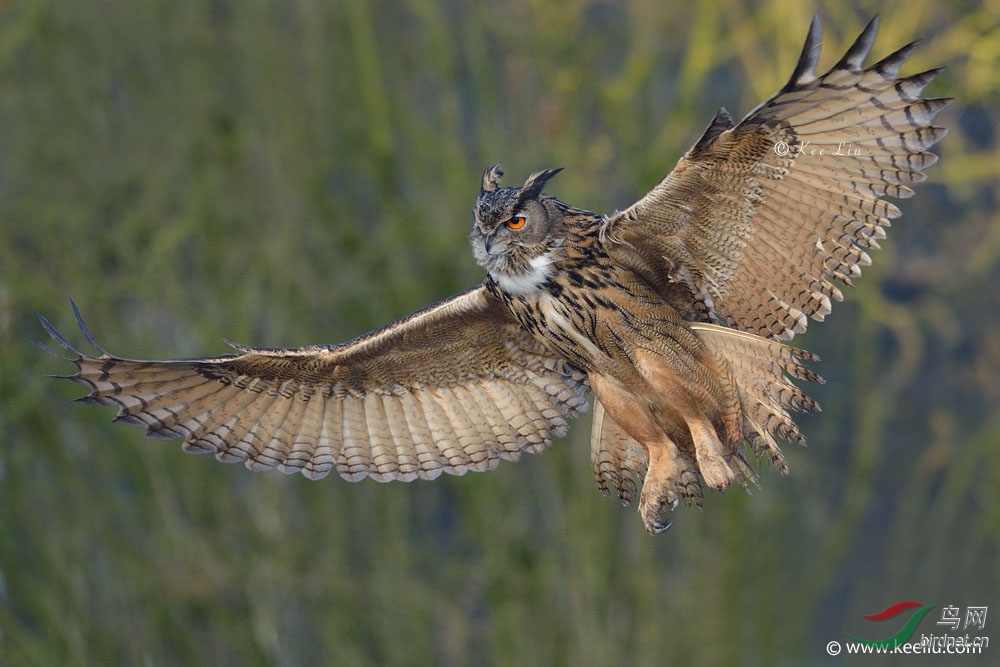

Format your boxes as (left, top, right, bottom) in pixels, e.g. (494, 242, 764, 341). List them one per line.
(484, 234, 506, 256)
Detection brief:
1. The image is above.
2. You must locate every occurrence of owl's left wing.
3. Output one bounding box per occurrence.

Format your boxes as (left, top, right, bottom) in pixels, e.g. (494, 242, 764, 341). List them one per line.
(602, 16, 951, 340)
(38, 286, 589, 482)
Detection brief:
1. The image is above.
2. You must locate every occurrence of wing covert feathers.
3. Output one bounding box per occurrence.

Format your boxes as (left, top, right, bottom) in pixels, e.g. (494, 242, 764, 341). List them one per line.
(39, 290, 589, 483)
(604, 15, 950, 341)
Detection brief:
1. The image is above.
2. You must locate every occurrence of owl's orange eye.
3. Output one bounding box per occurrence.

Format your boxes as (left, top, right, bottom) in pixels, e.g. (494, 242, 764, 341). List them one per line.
(506, 216, 527, 230)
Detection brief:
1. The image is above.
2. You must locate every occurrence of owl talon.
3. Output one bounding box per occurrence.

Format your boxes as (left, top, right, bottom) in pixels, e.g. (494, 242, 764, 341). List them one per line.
(645, 517, 672, 534)
(638, 481, 680, 535)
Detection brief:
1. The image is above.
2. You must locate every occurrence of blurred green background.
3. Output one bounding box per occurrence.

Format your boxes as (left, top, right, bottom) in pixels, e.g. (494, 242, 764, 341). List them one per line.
(2, 0, 998, 664)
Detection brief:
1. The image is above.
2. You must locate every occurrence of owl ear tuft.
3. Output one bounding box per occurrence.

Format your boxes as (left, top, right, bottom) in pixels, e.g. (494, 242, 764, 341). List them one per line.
(519, 168, 563, 201)
(481, 165, 504, 193)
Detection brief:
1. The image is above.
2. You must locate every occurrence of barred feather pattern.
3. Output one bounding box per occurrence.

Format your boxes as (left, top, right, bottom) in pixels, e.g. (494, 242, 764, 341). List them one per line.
(39, 289, 589, 482)
(590, 400, 707, 509)
(689, 324, 822, 474)
(588, 323, 823, 507)
(590, 399, 648, 507)
(39, 16, 947, 535)
(603, 15, 951, 341)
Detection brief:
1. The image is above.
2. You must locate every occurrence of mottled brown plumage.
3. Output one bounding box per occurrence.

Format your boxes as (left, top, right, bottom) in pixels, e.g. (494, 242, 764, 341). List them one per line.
(40, 16, 949, 533)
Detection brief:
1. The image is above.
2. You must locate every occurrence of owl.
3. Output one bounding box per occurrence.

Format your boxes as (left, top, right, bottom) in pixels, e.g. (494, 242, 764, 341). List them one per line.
(40, 17, 949, 533)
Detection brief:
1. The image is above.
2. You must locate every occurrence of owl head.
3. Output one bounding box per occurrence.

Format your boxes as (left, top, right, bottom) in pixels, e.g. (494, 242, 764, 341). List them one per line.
(470, 165, 565, 283)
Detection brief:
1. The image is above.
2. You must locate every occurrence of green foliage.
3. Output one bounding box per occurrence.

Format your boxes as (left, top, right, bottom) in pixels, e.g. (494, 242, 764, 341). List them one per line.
(1, 0, 998, 664)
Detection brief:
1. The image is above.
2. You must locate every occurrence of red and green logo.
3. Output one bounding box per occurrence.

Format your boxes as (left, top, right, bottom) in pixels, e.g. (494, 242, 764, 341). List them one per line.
(845, 601, 935, 649)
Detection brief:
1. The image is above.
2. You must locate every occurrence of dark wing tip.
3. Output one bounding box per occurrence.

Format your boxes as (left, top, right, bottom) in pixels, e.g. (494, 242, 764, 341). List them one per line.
(871, 40, 921, 78)
(691, 107, 736, 154)
(38, 301, 120, 363)
(31, 337, 72, 361)
(782, 14, 823, 91)
(36, 312, 82, 358)
(932, 94, 955, 110)
(70, 299, 112, 357)
(834, 15, 880, 71)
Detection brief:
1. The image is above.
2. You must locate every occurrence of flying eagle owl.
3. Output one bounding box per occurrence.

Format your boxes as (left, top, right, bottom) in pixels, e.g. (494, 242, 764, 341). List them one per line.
(40, 17, 949, 533)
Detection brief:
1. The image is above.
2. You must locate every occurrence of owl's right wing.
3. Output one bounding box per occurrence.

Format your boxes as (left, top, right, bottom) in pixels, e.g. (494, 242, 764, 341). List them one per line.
(38, 286, 590, 482)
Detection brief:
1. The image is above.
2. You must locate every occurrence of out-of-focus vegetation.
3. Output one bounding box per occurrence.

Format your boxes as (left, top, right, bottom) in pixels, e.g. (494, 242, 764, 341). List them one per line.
(1, 0, 997, 664)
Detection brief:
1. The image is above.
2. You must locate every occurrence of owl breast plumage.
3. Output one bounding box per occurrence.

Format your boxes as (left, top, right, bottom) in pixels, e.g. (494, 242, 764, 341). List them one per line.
(40, 16, 949, 534)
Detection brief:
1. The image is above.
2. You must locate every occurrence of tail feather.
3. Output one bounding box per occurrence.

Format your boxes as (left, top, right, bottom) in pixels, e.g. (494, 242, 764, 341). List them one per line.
(691, 323, 822, 473)
(590, 399, 647, 507)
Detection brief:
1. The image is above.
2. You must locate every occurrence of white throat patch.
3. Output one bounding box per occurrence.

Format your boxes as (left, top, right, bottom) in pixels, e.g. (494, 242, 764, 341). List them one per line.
(491, 253, 554, 296)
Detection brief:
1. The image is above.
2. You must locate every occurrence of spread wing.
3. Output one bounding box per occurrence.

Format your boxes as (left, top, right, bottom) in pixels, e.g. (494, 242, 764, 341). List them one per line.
(38, 287, 590, 482)
(602, 16, 951, 340)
